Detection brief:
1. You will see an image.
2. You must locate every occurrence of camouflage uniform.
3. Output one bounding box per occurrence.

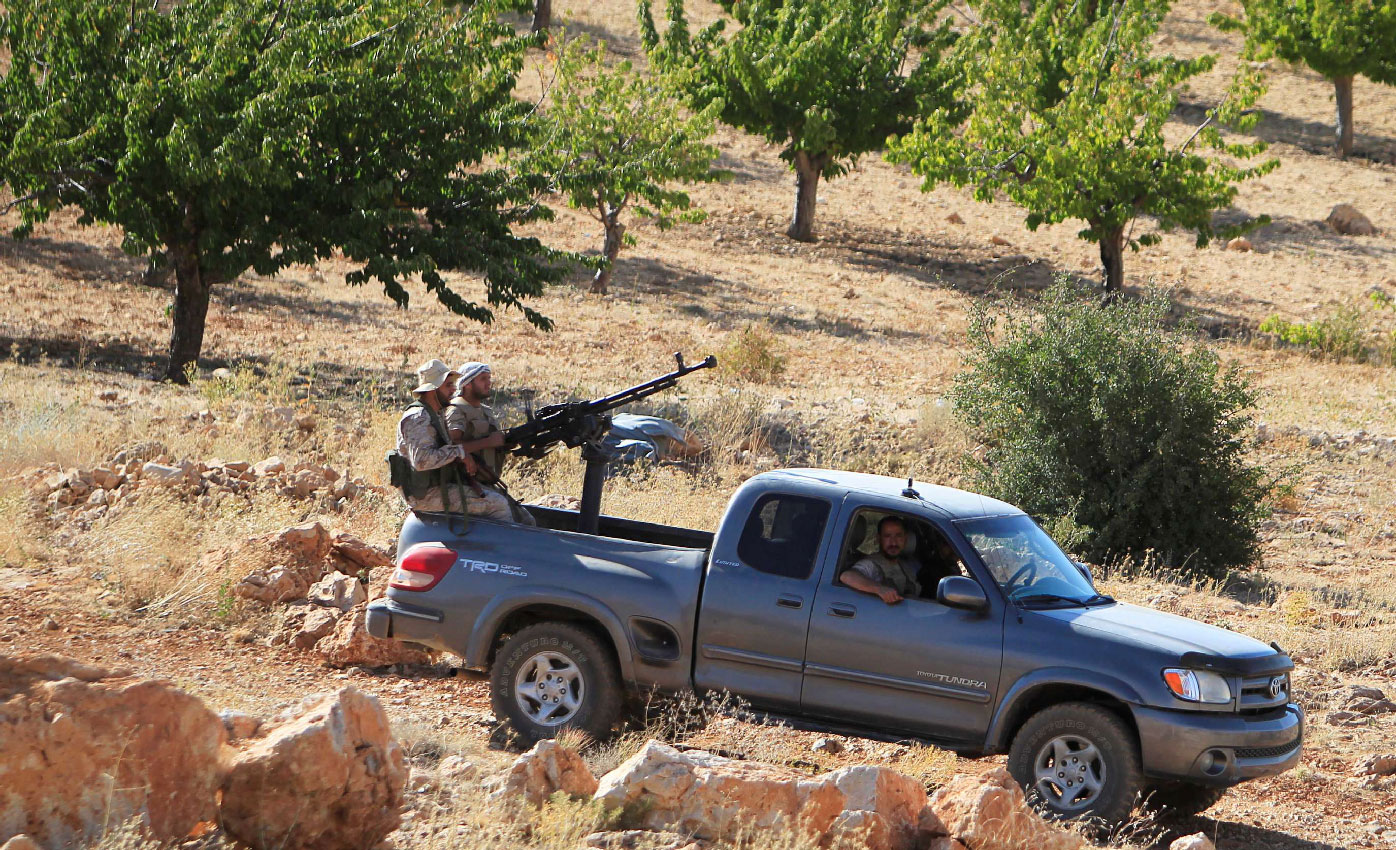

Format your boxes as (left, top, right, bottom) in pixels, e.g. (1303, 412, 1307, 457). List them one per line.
(396, 404, 512, 520)
(445, 399, 534, 525)
(849, 552, 922, 598)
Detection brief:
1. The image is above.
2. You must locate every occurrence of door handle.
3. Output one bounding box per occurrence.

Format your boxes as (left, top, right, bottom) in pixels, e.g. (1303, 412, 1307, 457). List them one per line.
(776, 594, 803, 609)
(828, 603, 856, 618)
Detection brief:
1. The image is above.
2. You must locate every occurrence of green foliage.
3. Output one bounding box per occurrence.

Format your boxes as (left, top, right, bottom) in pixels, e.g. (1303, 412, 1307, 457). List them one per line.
(1259, 292, 1396, 363)
(1213, 0, 1396, 155)
(889, 0, 1276, 291)
(1213, 1, 1396, 83)
(1259, 306, 1367, 359)
(0, 0, 570, 379)
(519, 35, 726, 292)
(639, 0, 959, 239)
(951, 282, 1269, 579)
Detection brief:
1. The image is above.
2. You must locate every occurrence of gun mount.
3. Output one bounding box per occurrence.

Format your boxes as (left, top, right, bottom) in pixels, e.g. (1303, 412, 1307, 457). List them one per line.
(507, 353, 716, 533)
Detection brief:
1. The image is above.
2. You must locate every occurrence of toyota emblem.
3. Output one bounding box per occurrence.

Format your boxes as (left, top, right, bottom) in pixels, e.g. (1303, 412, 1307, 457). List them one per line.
(1268, 676, 1286, 698)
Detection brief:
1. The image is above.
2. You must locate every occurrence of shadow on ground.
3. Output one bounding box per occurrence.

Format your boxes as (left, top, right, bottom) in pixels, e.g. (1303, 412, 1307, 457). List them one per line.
(1176, 99, 1396, 165)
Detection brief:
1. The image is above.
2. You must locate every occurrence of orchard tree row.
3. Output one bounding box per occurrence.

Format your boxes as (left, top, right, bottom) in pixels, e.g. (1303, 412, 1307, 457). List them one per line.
(1, 0, 1392, 380)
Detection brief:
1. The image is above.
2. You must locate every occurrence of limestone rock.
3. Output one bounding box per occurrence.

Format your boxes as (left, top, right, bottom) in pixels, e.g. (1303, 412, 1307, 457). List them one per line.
(529, 493, 582, 511)
(826, 765, 926, 850)
(946, 213, 965, 225)
(141, 462, 188, 485)
(234, 565, 311, 605)
(308, 572, 366, 613)
(221, 709, 263, 741)
(332, 532, 394, 571)
(1, 836, 42, 850)
(253, 456, 285, 476)
(812, 737, 844, 755)
(1169, 834, 1216, 850)
(318, 605, 432, 668)
(220, 687, 406, 850)
(922, 768, 1084, 850)
(1327, 203, 1377, 236)
(1357, 753, 1396, 776)
(494, 740, 599, 807)
(1226, 236, 1253, 252)
(0, 654, 227, 848)
(594, 741, 845, 841)
(294, 607, 342, 650)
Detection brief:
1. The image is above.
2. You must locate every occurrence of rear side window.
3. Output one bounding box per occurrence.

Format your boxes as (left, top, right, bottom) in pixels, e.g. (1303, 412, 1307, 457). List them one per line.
(736, 494, 830, 579)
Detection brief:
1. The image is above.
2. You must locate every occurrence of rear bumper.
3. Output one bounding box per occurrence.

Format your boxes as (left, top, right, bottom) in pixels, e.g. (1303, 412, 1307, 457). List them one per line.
(365, 598, 450, 651)
(1133, 702, 1304, 786)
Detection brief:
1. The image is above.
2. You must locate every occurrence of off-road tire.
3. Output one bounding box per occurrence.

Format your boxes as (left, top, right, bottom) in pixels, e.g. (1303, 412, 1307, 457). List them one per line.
(1007, 702, 1143, 827)
(1144, 781, 1227, 819)
(490, 622, 622, 745)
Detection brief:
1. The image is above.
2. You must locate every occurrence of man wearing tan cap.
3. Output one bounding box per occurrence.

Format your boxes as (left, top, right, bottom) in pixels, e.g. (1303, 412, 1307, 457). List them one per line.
(393, 359, 511, 520)
(447, 361, 535, 525)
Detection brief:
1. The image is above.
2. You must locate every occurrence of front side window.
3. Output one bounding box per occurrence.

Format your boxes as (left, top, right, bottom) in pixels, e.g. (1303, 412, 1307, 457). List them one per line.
(736, 494, 830, 579)
(957, 514, 1099, 604)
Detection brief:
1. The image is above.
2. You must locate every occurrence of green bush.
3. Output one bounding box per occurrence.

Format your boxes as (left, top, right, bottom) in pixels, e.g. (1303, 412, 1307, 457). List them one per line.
(1259, 306, 1367, 360)
(951, 282, 1269, 579)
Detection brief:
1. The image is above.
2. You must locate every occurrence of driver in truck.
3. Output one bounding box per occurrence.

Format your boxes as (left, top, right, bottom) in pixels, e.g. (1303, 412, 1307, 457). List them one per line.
(841, 515, 921, 604)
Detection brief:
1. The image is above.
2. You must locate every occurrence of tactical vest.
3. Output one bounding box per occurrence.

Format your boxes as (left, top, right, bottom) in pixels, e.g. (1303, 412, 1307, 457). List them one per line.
(386, 402, 466, 512)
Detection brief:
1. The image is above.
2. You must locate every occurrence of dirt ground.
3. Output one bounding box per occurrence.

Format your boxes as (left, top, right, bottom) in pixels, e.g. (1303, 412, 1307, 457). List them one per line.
(2, 0, 1396, 848)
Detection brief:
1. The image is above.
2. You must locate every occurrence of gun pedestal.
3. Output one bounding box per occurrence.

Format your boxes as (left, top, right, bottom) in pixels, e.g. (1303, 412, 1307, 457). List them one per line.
(578, 443, 609, 535)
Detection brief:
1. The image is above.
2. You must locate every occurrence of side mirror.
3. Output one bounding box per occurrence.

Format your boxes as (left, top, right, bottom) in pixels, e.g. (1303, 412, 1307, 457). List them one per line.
(1073, 560, 1094, 586)
(937, 576, 989, 613)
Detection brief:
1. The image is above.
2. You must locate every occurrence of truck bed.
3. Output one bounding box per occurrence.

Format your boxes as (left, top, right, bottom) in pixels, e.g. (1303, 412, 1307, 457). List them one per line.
(528, 506, 714, 550)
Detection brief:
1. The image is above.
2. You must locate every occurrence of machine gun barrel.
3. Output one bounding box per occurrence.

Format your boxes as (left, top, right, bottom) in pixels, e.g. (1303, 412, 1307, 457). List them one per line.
(504, 353, 716, 458)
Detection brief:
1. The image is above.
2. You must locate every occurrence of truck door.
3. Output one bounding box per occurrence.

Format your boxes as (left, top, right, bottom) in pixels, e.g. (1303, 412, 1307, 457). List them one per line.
(801, 500, 1006, 745)
(693, 490, 835, 712)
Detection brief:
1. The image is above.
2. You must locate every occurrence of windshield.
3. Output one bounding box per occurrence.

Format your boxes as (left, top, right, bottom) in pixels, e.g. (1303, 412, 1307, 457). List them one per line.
(956, 514, 1101, 604)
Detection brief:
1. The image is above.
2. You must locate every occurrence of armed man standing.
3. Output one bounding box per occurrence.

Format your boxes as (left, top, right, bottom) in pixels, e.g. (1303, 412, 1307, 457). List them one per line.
(393, 359, 512, 521)
(446, 362, 535, 525)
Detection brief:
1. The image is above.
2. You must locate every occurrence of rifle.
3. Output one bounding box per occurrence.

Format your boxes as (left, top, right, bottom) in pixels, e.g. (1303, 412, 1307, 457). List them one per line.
(507, 352, 716, 533)
(506, 352, 717, 459)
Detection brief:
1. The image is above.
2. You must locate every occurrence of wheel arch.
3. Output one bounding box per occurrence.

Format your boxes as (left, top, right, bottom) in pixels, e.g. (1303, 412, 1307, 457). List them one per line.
(469, 590, 634, 684)
(987, 672, 1143, 753)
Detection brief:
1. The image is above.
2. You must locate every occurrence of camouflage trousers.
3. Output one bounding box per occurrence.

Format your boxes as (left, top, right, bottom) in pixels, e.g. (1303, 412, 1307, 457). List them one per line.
(404, 484, 533, 525)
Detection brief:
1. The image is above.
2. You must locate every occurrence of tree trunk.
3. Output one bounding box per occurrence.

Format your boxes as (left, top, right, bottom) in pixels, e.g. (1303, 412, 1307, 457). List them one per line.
(1333, 75, 1355, 158)
(531, 0, 551, 34)
(166, 242, 212, 383)
(591, 212, 625, 295)
(787, 151, 823, 242)
(1099, 228, 1125, 295)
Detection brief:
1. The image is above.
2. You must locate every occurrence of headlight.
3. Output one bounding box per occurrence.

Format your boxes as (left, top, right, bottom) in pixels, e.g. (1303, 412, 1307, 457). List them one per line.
(1162, 668, 1233, 704)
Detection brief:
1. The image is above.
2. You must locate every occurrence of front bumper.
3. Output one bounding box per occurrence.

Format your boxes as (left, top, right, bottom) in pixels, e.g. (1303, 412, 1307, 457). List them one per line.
(1133, 702, 1304, 785)
(364, 597, 450, 652)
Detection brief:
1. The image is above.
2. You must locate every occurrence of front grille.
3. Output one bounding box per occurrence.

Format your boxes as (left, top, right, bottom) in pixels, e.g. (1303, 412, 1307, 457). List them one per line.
(1238, 673, 1290, 710)
(1235, 738, 1301, 760)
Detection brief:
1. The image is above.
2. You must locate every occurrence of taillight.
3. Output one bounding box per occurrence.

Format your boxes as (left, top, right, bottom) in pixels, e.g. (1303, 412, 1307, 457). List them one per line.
(389, 543, 457, 592)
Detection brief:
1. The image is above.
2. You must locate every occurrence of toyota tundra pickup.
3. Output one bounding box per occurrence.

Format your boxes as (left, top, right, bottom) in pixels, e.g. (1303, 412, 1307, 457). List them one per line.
(367, 469, 1303, 824)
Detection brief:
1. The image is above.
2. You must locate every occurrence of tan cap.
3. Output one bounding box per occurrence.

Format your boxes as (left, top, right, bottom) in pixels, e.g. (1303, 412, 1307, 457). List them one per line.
(412, 359, 461, 395)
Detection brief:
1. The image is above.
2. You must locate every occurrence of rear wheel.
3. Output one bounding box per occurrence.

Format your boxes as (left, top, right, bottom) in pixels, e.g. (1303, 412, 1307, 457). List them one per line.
(1007, 702, 1143, 827)
(1144, 781, 1227, 818)
(490, 622, 622, 744)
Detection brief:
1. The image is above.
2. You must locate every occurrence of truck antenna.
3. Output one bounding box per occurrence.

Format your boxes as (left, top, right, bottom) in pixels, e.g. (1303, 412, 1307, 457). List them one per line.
(901, 477, 920, 499)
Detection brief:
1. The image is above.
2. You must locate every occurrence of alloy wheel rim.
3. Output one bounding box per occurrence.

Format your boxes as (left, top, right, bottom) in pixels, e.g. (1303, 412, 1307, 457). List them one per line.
(513, 650, 585, 727)
(1032, 734, 1106, 811)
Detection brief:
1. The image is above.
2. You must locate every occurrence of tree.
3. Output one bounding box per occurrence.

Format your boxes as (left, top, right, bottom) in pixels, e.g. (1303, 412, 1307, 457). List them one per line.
(1213, 0, 1396, 158)
(888, 0, 1275, 293)
(0, 0, 568, 382)
(532, 0, 552, 34)
(520, 37, 726, 294)
(951, 282, 1270, 579)
(639, 0, 959, 242)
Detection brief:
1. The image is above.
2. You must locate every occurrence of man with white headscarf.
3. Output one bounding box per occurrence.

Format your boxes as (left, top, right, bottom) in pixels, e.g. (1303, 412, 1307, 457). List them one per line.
(447, 361, 535, 525)
(393, 359, 512, 521)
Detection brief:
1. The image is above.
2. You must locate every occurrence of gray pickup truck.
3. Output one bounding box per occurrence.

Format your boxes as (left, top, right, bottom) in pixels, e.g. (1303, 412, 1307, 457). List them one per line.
(367, 468, 1302, 824)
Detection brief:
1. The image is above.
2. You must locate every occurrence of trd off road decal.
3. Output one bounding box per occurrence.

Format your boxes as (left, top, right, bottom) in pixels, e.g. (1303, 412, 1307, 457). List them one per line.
(465, 559, 528, 577)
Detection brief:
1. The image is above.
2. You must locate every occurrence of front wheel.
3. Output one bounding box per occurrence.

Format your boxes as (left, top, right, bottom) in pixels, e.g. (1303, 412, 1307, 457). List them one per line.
(490, 622, 622, 744)
(1007, 702, 1143, 826)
